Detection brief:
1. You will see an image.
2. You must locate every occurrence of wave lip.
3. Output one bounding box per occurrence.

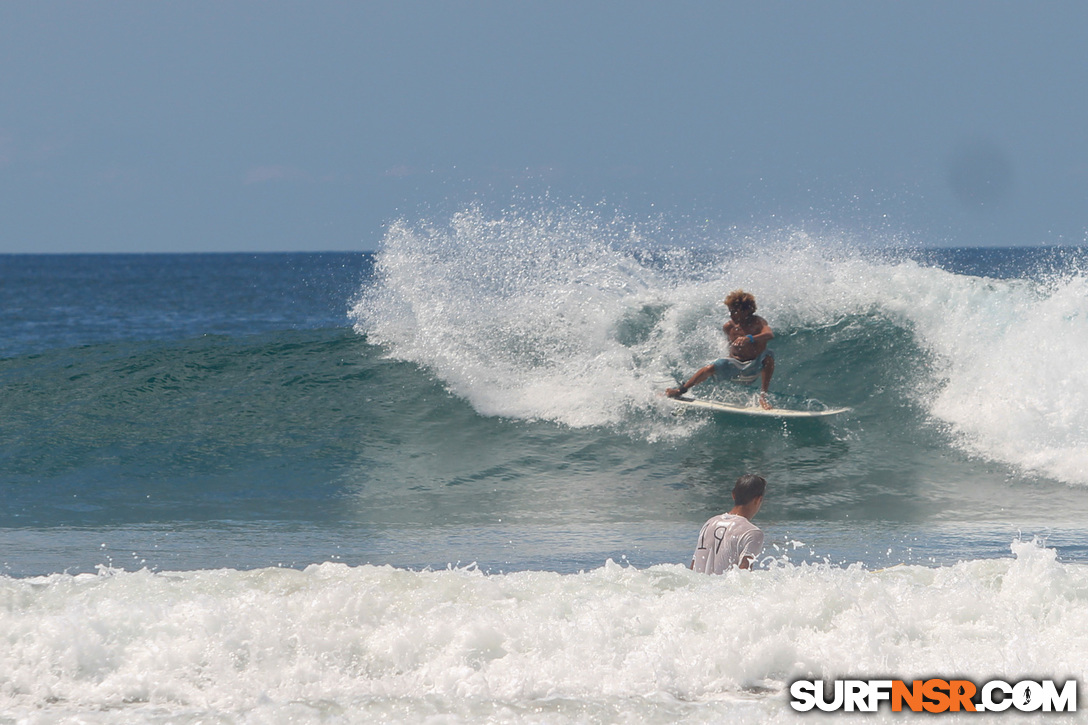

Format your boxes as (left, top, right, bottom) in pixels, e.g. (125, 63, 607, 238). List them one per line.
(919, 267, 1088, 486)
(352, 206, 673, 430)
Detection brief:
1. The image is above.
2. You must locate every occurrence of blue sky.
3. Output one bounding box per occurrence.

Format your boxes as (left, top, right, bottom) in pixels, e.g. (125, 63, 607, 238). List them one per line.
(2, 2, 1086, 253)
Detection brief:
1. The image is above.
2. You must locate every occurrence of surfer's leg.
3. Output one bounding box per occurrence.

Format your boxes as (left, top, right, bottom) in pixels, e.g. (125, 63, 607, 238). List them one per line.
(666, 364, 716, 398)
(758, 354, 775, 409)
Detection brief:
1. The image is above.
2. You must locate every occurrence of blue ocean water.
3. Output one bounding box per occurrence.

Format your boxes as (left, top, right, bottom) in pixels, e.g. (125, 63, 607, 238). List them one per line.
(3, 210, 1088, 722)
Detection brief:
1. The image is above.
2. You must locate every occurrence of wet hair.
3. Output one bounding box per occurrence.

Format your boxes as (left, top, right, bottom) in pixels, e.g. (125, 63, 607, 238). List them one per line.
(732, 474, 767, 506)
(724, 290, 756, 313)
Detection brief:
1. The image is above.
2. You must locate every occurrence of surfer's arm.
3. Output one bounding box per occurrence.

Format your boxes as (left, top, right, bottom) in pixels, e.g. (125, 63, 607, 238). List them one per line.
(749, 317, 773, 344)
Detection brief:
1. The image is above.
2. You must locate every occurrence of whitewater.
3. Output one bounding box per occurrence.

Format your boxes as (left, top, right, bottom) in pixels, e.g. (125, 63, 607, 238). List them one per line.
(3, 541, 1087, 724)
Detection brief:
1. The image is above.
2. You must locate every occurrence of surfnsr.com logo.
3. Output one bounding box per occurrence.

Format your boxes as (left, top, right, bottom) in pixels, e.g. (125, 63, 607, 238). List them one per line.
(789, 679, 1077, 713)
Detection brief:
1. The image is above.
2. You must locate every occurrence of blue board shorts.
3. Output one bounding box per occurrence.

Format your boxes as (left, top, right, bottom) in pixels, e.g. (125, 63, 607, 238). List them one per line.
(712, 349, 773, 385)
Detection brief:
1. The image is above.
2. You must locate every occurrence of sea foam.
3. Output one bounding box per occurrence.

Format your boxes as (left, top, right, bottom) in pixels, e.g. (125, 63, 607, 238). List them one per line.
(2, 539, 1085, 723)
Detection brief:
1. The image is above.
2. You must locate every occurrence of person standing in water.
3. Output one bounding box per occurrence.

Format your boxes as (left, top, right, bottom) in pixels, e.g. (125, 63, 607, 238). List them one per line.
(691, 473, 767, 573)
(666, 289, 775, 409)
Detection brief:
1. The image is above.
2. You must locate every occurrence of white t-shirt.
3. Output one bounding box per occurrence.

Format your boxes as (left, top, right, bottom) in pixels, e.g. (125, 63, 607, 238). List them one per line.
(691, 513, 764, 574)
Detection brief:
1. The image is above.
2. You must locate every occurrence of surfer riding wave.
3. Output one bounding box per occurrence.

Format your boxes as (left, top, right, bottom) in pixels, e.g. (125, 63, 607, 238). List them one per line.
(666, 289, 776, 409)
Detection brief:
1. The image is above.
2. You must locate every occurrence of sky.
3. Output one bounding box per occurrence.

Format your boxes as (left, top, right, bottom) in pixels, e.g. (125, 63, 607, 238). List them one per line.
(1, 1, 1087, 253)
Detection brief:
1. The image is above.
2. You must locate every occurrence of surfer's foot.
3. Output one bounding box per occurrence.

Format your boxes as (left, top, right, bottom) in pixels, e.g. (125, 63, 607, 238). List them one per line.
(758, 393, 773, 410)
(665, 386, 688, 399)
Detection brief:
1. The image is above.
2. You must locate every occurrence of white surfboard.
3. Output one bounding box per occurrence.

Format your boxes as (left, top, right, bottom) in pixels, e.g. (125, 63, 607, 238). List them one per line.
(671, 395, 850, 419)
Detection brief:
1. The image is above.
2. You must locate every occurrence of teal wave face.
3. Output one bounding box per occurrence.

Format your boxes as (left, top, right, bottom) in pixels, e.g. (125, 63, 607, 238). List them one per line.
(0, 331, 383, 526)
(6, 311, 1081, 542)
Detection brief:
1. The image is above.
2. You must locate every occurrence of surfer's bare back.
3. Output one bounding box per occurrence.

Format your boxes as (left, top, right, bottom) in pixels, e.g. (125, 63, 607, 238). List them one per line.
(665, 290, 775, 409)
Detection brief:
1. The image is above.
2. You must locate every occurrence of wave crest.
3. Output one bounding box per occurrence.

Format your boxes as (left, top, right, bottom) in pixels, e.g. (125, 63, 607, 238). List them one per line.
(352, 203, 1088, 484)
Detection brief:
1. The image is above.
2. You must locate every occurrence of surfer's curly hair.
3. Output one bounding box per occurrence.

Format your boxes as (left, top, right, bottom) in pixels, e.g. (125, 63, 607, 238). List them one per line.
(732, 474, 767, 506)
(724, 290, 757, 313)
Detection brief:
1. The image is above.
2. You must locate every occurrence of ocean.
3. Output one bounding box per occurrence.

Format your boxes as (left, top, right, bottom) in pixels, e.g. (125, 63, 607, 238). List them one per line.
(3, 206, 1088, 722)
